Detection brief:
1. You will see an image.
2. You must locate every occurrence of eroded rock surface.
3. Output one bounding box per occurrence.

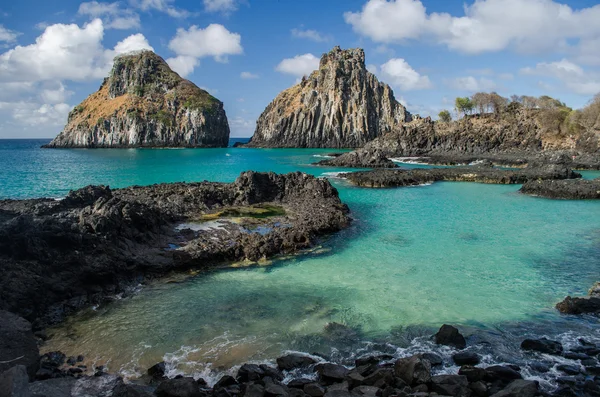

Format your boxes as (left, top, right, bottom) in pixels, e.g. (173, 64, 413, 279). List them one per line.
(520, 178, 600, 199)
(44, 50, 229, 148)
(248, 46, 411, 148)
(0, 172, 349, 327)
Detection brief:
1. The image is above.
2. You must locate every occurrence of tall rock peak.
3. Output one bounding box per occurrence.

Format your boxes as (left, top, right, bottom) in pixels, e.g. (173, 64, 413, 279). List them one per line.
(45, 50, 230, 148)
(248, 46, 411, 148)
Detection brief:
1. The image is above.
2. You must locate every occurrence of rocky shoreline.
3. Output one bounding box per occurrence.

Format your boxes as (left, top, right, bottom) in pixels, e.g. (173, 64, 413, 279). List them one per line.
(338, 164, 579, 189)
(5, 315, 600, 397)
(0, 171, 349, 328)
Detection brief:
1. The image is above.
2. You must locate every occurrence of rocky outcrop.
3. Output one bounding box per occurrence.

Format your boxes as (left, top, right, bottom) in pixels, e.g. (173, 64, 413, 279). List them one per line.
(341, 164, 580, 188)
(247, 46, 412, 148)
(557, 282, 600, 314)
(43, 50, 230, 148)
(0, 172, 349, 327)
(315, 112, 600, 169)
(520, 178, 600, 199)
(0, 311, 39, 380)
(317, 149, 397, 168)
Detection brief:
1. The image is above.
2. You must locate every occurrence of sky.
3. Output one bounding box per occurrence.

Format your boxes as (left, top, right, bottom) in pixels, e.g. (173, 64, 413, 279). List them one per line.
(1, 0, 600, 139)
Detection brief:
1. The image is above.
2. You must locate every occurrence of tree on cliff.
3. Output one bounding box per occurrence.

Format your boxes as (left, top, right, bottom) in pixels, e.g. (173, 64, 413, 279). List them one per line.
(438, 110, 452, 122)
(455, 97, 474, 118)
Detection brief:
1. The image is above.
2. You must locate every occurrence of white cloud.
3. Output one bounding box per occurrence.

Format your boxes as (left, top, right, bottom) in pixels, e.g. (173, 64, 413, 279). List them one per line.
(203, 0, 238, 14)
(447, 76, 496, 92)
(39, 82, 73, 104)
(0, 25, 19, 42)
(135, 0, 189, 18)
(379, 58, 432, 91)
(344, 0, 600, 57)
(291, 28, 331, 42)
(521, 59, 600, 95)
(0, 19, 153, 132)
(78, 2, 140, 30)
(229, 116, 255, 137)
(166, 55, 198, 77)
(240, 71, 258, 79)
(167, 24, 243, 75)
(275, 53, 319, 77)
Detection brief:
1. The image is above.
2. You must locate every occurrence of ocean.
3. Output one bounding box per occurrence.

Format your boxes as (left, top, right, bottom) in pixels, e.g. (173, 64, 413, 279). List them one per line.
(2, 138, 600, 387)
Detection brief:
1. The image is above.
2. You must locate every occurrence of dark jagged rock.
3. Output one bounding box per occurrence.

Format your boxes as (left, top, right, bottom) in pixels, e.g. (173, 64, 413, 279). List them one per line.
(315, 363, 349, 383)
(520, 178, 600, 199)
(276, 354, 317, 371)
(484, 366, 522, 382)
(341, 164, 580, 188)
(148, 362, 167, 380)
(489, 379, 538, 397)
(237, 364, 265, 382)
(156, 377, 203, 397)
(44, 50, 229, 148)
(459, 366, 487, 383)
(0, 365, 30, 397)
(0, 311, 39, 380)
(521, 338, 563, 355)
(248, 46, 411, 148)
(0, 171, 350, 327)
(434, 325, 467, 349)
(393, 355, 431, 386)
(453, 352, 480, 366)
(316, 149, 397, 168)
(431, 375, 470, 397)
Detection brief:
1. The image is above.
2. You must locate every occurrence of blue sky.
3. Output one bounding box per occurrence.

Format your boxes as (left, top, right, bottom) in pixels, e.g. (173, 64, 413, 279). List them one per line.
(1, 0, 600, 138)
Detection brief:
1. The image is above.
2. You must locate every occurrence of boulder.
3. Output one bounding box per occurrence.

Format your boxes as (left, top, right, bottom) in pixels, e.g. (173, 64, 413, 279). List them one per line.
(434, 325, 467, 349)
(156, 377, 203, 397)
(350, 385, 380, 397)
(315, 363, 349, 383)
(0, 365, 31, 397)
(453, 352, 480, 366)
(277, 354, 317, 371)
(430, 375, 470, 397)
(0, 311, 39, 380)
(147, 362, 167, 380)
(489, 379, 538, 397)
(484, 366, 522, 382)
(393, 356, 431, 386)
(304, 383, 325, 397)
(28, 377, 78, 397)
(458, 366, 487, 383)
(245, 383, 266, 397)
(420, 353, 443, 366)
(237, 364, 265, 382)
(214, 375, 238, 389)
(520, 338, 563, 355)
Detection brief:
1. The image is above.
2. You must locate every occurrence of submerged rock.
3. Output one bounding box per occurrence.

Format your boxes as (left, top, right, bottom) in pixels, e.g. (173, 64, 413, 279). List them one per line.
(556, 282, 600, 315)
(44, 50, 229, 148)
(276, 354, 317, 371)
(248, 46, 411, 148)
(521, 338, 563, 355)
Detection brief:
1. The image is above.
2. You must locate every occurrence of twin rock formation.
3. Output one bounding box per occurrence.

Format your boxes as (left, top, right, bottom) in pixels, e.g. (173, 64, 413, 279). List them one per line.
(45, 47, 410, 149)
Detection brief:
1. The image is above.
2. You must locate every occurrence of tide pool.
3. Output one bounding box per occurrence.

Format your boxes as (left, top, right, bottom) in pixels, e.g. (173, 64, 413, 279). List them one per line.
(1, 139, 599, 382)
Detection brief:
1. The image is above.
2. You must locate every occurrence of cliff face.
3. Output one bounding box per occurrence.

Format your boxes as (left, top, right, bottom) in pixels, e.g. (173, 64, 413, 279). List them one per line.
(45, 50, 230, 148)
(248, 46, 412, 148)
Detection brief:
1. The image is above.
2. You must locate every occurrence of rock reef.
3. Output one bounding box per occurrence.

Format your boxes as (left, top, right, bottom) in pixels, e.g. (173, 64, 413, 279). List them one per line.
(0, 171, 349, 327)
(340, 164, 580, 188)
(557, 282, 600, 314)
(248, 46, 412, 148)
(520, 178, 600, 199)
(43, 50, 230, 148)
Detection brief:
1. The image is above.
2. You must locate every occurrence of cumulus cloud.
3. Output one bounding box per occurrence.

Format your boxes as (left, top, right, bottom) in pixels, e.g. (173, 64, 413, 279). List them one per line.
(229, 116, 255, 137)
(134, 0, 189, 18)
(520, 59, 600, 95)
(204, 0, 238, 14)
(379, 58, 432, 91)
(366, 64, 378, 74)
(275, 53, 319, 77)
(446, 76, 497, 92)
(0, 19, 153, 131)
(0, 25, 19, 43)
(291, 28, 331, 42)
(167, 24, 242, 75)
(240, 71, 258, 79)
(78, 1, 140, 30)
(344, 0, 600, 57)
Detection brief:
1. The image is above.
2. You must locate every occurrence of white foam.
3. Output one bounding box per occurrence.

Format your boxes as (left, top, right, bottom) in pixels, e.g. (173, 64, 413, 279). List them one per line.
(320, 172, 347, 179)
(390, 157, 427, 164)
(175, 220, 230, 232)
(313, 155, 335, 158)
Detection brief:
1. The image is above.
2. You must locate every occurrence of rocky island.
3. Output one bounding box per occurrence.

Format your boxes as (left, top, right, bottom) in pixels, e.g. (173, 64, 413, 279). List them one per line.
(247, 46, 412, 148)
(43, 50, 230, 148)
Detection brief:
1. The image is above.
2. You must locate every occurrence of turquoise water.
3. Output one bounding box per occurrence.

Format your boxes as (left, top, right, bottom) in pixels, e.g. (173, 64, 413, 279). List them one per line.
(2, 139, 600, 382)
